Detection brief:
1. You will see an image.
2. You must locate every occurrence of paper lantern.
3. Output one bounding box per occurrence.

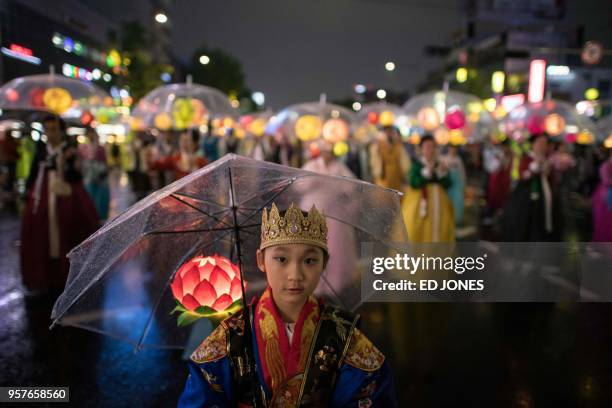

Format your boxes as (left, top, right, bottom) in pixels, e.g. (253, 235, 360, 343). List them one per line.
(544, 114, 566, 136)
(379, 111, 395, 126)
(449, 129, 467, 145)
(527, 115, 545, 135)
(6, 88, 19, 102)
(409, 133, 421, 145)
(81, 111, 94, 126)
(249, 118, 267, 137)
(434, 128, 450, 145)
(295, 115, 322, 141)
(565, 133, 577, 144)
(417, 107, 440, 131)
(367, 111, 379, 124)
(604, 135, 612, 149)
(444, 108, 466, 130)
(333, 141, 349, 157)
(576, 131, 594, 145)
(172, 98, 196, 130)
(29, 88, 46, 108)
(170, 254, 244, 326)
(43, 87, 73, 114)
(154, 112, 173, 130)
(322, 118, 349, 143)
(190, 99, 207, 126)
(130, 117, 145, 131)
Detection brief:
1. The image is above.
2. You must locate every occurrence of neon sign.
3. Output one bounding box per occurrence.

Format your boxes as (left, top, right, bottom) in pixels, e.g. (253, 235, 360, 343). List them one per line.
(1, 43, 41, 65)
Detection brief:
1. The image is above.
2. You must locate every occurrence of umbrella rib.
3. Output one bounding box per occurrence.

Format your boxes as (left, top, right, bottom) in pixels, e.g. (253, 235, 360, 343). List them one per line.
(170, 194, 232, 227)
(171, 191, 232, 212)
(237, 178, 297, 226)
(146, 223, 261, 236)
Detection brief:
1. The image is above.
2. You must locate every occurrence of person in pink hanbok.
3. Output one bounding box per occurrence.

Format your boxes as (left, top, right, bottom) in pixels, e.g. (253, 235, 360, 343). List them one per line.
(592, 152, 612, 242)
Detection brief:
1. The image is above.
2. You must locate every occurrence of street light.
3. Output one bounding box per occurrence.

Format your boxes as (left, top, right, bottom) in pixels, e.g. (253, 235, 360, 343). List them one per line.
(154, 13, 168, 24)
(199, 55, 210, 65)
(252, 92, 265, 106)
(385, 61, 395, 72)
(376, 89, 387, 99)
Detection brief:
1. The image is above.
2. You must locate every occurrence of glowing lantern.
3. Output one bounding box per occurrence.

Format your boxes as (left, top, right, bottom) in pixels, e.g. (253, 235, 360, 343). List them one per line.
(190, 99, 207, 126)
(604, 135, 612, 149)
(104, 96, 114, 107)
(576, 131, 594, 145)
(29, 88, 46, 108)
(434, 128, 450, 145)
(295, 115, 322, 141)
(6, 88, 19, 102)
(170, 254, 244, 326)
(172, 98, 196, 130)
(417, 107, 440, 131)
(130, 117, 145, 131)
(81, 111, 94, 126)
(409, 133, 421, 145)
(333, 141, 349, 156)
(449, 129, 467, 145)
(322, 118, 349, 143)
(367, 112, 379, 124)
(565, 133, 577, 144)
(43, 87, 73, 114)
(379, 111, 395, 126)
(154, 112, 173, 130)
(544, 114, 566, 136)
(106, 49, 121, 68)
(468, 112, 480, 123)
(249, 118, 267, 137)
(309, 142, 321, 158)
(527, 115, 545, 135)
(444, 108, 466, 130)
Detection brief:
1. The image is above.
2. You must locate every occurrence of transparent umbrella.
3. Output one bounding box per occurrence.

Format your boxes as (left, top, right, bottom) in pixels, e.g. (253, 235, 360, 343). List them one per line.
(265, 101, 356, 144)
(0, 73, 111, 120)
(402, 89, 494, 144)
(50, 154, 406, 350)
(501, 99, 597, 143)
(130, 79, 238, 132)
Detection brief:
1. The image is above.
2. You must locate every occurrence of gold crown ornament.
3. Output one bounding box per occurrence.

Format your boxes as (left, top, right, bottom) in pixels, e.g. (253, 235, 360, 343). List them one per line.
(260, 203, 328, 252)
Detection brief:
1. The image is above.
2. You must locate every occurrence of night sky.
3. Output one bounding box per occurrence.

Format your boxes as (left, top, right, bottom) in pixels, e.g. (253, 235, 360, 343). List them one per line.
(81, 0, 611, 109)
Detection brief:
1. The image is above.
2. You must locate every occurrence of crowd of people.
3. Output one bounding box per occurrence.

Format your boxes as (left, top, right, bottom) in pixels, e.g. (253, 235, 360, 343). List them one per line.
(1, 116, 611, 296)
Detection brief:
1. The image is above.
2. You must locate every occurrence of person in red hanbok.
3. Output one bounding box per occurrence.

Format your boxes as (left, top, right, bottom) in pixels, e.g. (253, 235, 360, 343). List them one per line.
(152, 131, 208, 181)
(20, 116, 99, 294)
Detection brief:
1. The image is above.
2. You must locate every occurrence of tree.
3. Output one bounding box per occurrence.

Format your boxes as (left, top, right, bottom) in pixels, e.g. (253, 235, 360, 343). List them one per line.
(189, 46, 246, 98)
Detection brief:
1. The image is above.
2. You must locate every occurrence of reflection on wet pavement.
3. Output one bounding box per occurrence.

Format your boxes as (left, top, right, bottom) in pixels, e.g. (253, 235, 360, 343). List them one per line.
(0, 171, 611, 406)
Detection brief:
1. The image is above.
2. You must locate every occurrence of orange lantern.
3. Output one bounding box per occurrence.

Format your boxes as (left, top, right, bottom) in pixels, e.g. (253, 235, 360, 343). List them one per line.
(417, 107, 440, 131)
(322, 118, 349, 143)
(544, 114, 566, 136)
(434, 128, 450, 145)
(449, 129, 467, 145)
(154, 112, 173, 130)
(295, 115, 322, 141)
(249, 118, 267, 137)
(576, 131, 594, 145)
(43, 87, 73, 114)
(379, 110, 395, 126)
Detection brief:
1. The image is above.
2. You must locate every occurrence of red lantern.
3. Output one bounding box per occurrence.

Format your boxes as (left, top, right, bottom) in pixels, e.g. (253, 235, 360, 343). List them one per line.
(170, 254, 243, 312)
(367, 111, 379, 124)
(6, 88, 19, 102)
(29, 88, 45, 108)
(444, 108, 466, 130)
(81, 111, 94, 126)
(527, 115, 545, 135)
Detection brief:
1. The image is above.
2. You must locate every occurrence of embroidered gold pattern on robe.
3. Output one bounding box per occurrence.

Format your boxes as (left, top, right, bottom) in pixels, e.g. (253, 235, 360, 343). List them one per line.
(190, 324, 228, 363)
(258, 294, 286, 392)
(345, 328, 385, 371)
(271, 375, 303, 408)
(298, 298, 319, 370)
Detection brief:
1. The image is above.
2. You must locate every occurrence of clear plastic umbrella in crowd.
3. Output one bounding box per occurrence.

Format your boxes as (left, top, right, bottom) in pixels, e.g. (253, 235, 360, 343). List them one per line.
(354, 102, 404, 144)
(130, 76, 238, 132)
(501, 99, 597, 144)
(50, 154, 406, 350)
(402, 89, 494, 145)
(0, 70, 112, 120)
(265, 98, 357, 145)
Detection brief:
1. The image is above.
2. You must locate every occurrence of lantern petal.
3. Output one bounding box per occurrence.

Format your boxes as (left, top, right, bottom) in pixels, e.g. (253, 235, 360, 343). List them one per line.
(193, 280, 217, 308)
(212, 294, 233, 312)
(181, 294, 200, 311)
(170, 274, 183, 301)
(230, 278, 242, 300)
(182, 265, 200, 295)
(210, 266, 231, 295)
(198, 261, 215, 281)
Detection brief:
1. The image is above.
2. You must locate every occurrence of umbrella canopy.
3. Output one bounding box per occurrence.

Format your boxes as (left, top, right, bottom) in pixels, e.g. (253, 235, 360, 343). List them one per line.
(130, 82, 238, 132)
(51, 154, 406, 350)
(501, 99, 596, 144)
(0, 74, 111, 120)
(402, 90, 494, 144)
(265, 101, 356, 144)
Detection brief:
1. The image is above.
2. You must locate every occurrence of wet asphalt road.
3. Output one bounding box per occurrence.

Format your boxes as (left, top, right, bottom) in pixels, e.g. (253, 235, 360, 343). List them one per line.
(0, 174, 611, 407)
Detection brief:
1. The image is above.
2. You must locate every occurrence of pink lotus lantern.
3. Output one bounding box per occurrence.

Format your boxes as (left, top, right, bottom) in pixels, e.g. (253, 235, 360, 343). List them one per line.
(170, 254, 244, 326)
(444, 108, 466, 130)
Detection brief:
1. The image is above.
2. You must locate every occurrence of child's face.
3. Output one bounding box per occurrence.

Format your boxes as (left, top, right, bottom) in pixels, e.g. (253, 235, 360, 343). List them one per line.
(256, 244, 325, 308)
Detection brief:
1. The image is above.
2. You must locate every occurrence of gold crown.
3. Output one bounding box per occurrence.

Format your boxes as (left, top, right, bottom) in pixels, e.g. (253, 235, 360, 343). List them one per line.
(260, 203, 328, 252)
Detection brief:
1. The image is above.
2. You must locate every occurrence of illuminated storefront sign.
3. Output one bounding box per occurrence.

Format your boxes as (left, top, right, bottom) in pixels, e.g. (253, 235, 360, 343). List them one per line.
(62, 63, 111, 83)
(1, 43, 41, 65)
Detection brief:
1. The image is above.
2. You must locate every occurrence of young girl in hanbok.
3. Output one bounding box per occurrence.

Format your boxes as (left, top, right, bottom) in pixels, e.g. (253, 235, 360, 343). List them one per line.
(178, 203, 397, 407)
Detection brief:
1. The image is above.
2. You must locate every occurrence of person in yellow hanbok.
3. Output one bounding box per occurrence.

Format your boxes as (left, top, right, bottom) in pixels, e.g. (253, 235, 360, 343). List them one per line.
(402, 134, 455, 242)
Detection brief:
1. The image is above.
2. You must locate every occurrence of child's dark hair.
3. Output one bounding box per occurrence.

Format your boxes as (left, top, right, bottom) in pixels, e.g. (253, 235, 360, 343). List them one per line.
(41, 114, 67, 132)
(420, 133, 435, 146)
